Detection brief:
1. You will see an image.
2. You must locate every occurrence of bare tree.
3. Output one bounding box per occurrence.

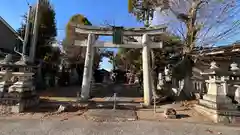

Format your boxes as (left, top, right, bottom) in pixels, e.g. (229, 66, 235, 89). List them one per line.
(148, 0, 240, 50)
(154, 0, 240, 99)
(129, 0, 240, 99)
(130, 0, 240, 50)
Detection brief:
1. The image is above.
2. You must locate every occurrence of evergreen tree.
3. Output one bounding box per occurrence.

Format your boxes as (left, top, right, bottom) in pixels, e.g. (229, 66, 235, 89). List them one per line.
(17, 0, 57, 62)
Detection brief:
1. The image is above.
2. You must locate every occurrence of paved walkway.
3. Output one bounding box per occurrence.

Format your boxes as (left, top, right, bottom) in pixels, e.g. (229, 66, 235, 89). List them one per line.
(0, 119, 239, 135)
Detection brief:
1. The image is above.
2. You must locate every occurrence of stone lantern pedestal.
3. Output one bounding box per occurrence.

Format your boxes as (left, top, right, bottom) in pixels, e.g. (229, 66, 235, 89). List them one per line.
(0, 57, 39, 113)
(8, 72, 39, 113)
(195, 62, 240, 124)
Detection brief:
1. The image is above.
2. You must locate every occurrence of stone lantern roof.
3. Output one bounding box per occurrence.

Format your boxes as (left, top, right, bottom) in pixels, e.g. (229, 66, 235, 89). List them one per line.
(200, 61, 231, 76)
(230, 62, 240, 75)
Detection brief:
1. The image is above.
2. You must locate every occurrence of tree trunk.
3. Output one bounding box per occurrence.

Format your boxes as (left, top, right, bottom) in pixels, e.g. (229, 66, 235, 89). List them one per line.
(176, 1, 205, 100)
(177, 55, 194, 100)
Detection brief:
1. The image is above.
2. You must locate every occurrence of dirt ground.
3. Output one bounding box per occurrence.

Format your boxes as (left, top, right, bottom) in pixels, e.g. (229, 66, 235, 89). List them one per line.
(1, 119, 239, 135)
(137, 107, 212, 123)
(0, 84, 214, 124)
(0, 99, 213, 125)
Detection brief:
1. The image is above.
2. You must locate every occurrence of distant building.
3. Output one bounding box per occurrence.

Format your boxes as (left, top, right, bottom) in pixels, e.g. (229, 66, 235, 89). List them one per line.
(0, 16, 23, 55)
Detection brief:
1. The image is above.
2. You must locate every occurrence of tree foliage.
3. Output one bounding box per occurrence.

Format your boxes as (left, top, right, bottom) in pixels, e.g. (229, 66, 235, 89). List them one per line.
(128, 0, 155, 25)
(65, 14, 91, 48)
(63, 14, 102, 69)
(17, 0, 57, 61)
(109, 34, 182, 74)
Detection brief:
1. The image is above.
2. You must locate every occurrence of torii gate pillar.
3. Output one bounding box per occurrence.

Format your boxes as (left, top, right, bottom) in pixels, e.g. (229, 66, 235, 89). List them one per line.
(75, 25, 166, 105)
(80, 34, 95, 100)
(142, 34, 152, 106)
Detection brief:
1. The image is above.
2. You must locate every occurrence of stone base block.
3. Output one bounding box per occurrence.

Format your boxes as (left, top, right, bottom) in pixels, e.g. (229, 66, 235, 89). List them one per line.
(3, 91, 37, 99)
(203, 94, 233, 104)
(11, 104, 24, 113)
(0, 96, 39, 113)
(194, 104, 240, 124)
(0, 104, 24, 113)
(199, 99, 237, 110)
(8, 86, 35, 93)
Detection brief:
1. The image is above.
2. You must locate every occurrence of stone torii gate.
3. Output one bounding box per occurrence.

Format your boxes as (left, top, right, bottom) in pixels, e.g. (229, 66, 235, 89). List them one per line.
(73, 24, 166, 106)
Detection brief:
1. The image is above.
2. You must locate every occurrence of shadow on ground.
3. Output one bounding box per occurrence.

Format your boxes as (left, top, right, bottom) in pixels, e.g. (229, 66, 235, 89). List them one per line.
(39, 85, 80, 98)
(24, 99, 86, 113)
(36, 83, 143, 113)
(24, 98, 139, 113)
(176, 114, 190, 119)
(39, 83, 143, 99)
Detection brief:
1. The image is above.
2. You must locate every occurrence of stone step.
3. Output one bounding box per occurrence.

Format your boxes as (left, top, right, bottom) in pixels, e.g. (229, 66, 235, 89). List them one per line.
(202, 95, 233, 104)
(194, 104, 240, 124)
(199, 99, 237, 110)
(195, 104, 240, 116)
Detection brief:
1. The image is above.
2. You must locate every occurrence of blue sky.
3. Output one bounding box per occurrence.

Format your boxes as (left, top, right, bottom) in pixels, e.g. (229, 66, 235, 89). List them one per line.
(0, 0, 143, 71)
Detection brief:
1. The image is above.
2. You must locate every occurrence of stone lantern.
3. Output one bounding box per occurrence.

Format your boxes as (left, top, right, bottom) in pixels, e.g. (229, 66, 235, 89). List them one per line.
(157, 73, 164, 89)
(0, 55, 14, 98)
(164, 66, 171, 82)
(195, 61, 240, 124)
(229, 62, 240, 104)
(229, 62, 240, 82)
(230, 62, 239, 72)
(200, 61, 230, 96)
(0, 55, 39, 113)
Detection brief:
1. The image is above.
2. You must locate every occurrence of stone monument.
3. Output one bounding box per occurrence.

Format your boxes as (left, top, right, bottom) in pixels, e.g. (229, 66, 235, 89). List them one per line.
(194, 61, 240, 124)
(0, 54, 39, 113)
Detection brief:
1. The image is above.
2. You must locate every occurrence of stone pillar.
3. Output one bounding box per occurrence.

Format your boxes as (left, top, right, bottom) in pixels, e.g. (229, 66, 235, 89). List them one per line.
(89, 50, 95, 92)
(142, 34, 152, 106)
(81, 34, 95, 100)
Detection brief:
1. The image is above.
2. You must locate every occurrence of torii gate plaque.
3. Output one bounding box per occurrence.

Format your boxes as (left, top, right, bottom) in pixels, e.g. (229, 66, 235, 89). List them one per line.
(73, 24, 166, 106)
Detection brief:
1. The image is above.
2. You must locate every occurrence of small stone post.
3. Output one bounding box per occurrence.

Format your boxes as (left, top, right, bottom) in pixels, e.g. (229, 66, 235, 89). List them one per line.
(142, 34, 152, 106)
(81, 34, 95, 100)
(113, 93, 117, 110)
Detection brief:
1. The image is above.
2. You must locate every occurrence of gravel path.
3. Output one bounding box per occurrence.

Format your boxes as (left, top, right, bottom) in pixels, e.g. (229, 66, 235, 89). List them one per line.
(0, 119, 239, 135)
